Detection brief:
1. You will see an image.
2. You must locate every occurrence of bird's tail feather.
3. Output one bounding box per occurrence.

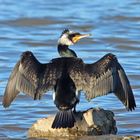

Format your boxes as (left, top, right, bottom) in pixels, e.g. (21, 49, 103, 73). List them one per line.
(52, 110, 75, 128)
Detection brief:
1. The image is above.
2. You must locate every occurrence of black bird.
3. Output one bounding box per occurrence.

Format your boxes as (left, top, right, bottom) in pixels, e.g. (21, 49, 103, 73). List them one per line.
(3, 51, 136, 128)
(58, 29, 91, 57)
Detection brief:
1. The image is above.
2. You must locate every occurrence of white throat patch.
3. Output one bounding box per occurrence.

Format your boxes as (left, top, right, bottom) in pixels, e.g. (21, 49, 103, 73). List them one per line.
(58, 33, 74, 46)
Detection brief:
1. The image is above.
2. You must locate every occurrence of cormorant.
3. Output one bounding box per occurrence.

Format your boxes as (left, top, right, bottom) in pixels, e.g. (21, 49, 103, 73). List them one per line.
(58, 29, 91, 57)
(3, 51, 136, 129)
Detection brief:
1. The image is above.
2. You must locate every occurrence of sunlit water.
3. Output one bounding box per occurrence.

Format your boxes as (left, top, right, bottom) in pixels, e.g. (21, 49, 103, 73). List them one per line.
(0, 0, 140, 139)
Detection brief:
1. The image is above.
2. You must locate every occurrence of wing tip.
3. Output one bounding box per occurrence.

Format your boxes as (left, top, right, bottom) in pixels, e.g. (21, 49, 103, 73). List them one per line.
(2, 98, 10, 108)
(126, 100, 136, 111)
(127, 91, 136, 111)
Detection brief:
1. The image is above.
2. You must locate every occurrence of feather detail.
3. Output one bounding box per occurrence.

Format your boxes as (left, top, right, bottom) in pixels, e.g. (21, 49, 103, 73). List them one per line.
(52, 110, 75, 128)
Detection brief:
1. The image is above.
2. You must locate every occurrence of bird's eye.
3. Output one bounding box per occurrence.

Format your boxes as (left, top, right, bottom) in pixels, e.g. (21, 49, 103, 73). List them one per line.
(69, 34, 75, 38)
(68, 33, 80, 41)
(70, 33, 80, 37)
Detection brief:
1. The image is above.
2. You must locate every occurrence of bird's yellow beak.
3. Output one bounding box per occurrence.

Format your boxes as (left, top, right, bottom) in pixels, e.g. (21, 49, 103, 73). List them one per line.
(72, 34, 91, 43)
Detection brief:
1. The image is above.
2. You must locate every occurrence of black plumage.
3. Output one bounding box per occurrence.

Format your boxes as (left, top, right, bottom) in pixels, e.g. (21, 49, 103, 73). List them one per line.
(52, 110, 75, 128)
(3, 51, 136, 128)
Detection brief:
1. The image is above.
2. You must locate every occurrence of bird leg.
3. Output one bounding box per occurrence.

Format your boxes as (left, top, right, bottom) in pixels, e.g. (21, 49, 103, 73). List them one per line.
(73, 106, 77, 114)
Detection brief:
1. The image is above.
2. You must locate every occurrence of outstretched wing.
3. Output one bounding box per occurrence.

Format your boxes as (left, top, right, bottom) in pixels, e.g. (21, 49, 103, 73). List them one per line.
(3, 51, 136, 111)
(2, 51, 61, 108)
(70, 53, 136, 111)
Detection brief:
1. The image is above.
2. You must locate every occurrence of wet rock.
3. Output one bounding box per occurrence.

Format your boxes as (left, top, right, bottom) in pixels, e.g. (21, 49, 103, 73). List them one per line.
(28, 108, 117, 138)
(122, 136, 140, 140)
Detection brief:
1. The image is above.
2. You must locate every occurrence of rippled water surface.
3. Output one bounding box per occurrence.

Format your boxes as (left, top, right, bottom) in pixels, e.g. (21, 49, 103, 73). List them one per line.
(0, 0, 140, 139)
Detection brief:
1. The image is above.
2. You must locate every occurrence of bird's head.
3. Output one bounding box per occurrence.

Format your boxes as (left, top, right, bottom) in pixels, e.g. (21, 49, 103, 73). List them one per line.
(58, 29, 91, 46)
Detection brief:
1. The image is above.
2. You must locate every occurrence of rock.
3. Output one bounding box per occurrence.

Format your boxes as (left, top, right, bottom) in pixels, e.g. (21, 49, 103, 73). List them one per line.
(28, 108, 117, 138)
(122, 136, 139, 140)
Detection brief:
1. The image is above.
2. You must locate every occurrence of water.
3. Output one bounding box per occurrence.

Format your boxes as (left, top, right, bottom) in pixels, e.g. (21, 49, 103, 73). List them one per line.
(0, 0, 140, 139)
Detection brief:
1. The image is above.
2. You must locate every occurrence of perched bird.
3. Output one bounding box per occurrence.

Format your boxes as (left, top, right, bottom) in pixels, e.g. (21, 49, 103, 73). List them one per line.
(58, 29, 91, 57)
(3, 51, 136, 128)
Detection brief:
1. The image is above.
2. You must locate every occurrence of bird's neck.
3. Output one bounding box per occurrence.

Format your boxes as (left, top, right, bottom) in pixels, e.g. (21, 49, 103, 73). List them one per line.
(58, 44, 68, 55)
(58, 44, 77, 57)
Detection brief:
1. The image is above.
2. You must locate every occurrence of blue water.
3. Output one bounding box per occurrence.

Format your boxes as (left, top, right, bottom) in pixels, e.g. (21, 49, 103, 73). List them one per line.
(0, 0, 140, 139)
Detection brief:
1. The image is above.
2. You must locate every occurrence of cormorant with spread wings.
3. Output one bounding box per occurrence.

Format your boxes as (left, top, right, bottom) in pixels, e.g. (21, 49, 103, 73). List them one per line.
(3, 51, 136, 128)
